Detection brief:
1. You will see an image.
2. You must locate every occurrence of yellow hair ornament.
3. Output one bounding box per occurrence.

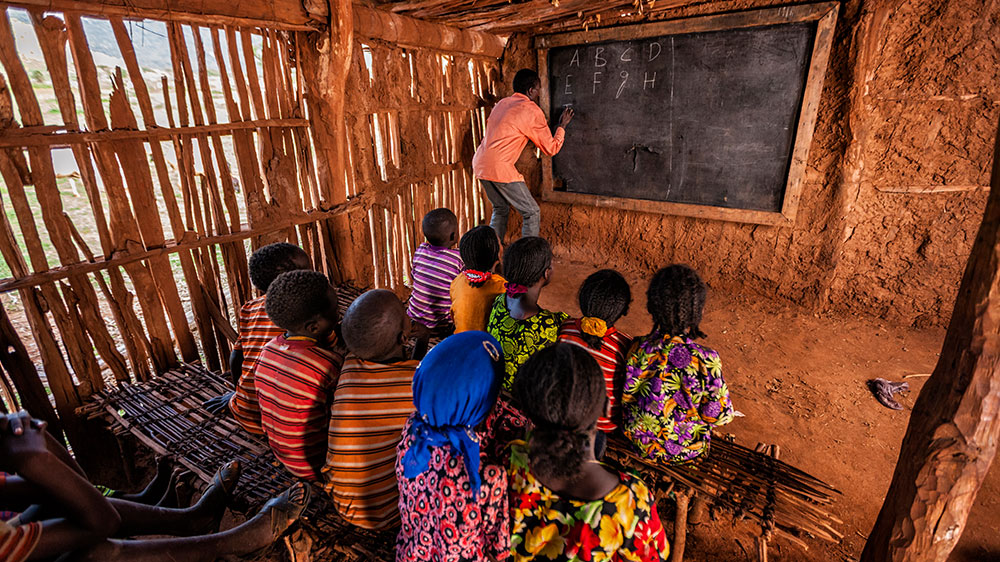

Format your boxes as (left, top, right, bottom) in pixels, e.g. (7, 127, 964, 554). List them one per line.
(580, 317, 608, 338)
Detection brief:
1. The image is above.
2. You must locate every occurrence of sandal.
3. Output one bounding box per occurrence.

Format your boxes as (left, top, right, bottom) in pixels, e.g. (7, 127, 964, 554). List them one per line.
(263, 482, 311, 536)
(210, 460, 242, 499)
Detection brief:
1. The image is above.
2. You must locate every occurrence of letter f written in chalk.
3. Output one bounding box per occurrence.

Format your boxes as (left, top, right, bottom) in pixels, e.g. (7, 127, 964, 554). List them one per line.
(592, 72, 602, 94)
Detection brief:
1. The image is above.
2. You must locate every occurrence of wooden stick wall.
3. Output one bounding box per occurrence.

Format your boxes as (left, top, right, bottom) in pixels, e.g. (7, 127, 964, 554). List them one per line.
(0, 6, 356, 452)
(343, 37, 499, 291)
(0, 3, 500, 456)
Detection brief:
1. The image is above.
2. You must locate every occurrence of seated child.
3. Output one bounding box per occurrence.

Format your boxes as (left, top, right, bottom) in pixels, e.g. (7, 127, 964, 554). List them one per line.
(0, 410, 308, 562)
(207, 242, 312, 434)
(450, 225, 506, 333)
(406, 208, 464, 334)
(254, 270, 343, 481)
(621, 265, 735, 464)
(486, 236, 568, 390)
(396, 331, 513, 562)
(557, 269, 633, 433)
(323, 289, 419, 530)
(508, 344, 670, 561)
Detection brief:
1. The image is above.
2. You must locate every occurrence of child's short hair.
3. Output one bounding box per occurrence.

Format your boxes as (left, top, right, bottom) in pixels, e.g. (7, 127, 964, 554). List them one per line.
(646, 264, 707, 339)
(341, 289, 405, 361)
(265, 270, 336, 331)
(513, 343, 605, 481)
(502, 236, 552, 297)
(459, 226, 501, 287)
(512, 69, 540, 95)
(578, 269, 632, 349)
(422, 208, 458, 247)
(249, 242, 309, 293)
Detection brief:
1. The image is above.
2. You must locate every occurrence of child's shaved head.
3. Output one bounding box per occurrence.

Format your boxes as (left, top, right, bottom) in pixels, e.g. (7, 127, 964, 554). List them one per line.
(248, 242, 311, 293)
(422, 208, 458, 248)
(341, 289, 407, 361)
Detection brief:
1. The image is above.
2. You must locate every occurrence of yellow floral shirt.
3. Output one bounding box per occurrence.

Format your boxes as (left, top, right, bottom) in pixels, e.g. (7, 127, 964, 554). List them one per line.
(508, 441, 670, 562)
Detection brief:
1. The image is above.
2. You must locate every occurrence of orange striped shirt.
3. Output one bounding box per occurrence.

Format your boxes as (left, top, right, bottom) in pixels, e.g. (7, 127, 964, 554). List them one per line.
(255, 335, 344, 481)
(557, 319, 632, 432)
(0, 519, 41, 562)
(322, 355, 418, 529)
(229, 295, 285, 435)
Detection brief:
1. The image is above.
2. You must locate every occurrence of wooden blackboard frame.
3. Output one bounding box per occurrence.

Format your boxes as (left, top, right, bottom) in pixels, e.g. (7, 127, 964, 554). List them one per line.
(535, 2, 839, 226)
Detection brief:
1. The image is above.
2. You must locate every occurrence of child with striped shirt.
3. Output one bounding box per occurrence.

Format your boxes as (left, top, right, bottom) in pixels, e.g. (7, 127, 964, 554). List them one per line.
(558, 270, 633, 435)
(406, 208, 464, 334)
(324, 289, 419, 529)
(203, 243, 311, 435)
(253, 271, 344, 481)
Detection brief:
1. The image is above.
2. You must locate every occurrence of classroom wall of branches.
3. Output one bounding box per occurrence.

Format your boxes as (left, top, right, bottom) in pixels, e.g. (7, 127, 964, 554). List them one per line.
(0, 5, 499, 454)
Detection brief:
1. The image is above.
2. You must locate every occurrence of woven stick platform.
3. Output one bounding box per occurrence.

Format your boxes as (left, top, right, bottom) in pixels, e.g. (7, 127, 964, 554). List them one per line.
(606, 436, 844, 550)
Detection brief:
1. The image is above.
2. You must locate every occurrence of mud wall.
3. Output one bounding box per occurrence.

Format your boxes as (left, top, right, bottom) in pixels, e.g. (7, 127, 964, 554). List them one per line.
(502, 0, 998, 326)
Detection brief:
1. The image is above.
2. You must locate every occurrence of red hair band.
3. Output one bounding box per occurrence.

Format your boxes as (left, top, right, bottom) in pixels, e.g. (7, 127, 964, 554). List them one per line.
(464, 269, 492, 283)
(505, 282, 528, 296)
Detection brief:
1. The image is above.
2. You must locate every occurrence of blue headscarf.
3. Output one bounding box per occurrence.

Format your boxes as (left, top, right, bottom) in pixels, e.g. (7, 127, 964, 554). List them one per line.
(401, 331, 503, 497)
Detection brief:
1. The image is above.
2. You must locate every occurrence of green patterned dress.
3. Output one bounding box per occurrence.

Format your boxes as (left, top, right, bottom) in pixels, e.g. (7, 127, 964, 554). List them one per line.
(486, 295, 568, 391)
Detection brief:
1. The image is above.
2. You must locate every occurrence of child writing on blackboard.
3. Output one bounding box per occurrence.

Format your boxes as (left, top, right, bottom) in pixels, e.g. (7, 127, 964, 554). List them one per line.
(620, 265, 735, 464)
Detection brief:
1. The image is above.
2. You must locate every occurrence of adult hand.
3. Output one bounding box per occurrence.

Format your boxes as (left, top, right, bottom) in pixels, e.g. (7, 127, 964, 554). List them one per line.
(203, 391, 235, 415)
(558, 107, 575, 128)
(0, 411, 50, 471)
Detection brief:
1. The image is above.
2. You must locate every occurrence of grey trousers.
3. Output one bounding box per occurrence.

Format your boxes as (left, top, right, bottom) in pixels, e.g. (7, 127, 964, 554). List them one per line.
(479, 179, 540, 240)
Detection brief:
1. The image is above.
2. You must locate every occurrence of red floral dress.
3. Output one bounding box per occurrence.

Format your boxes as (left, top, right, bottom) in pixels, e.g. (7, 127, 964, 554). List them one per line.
(395, 399, 527, 562)
(508, 441, 670, 562)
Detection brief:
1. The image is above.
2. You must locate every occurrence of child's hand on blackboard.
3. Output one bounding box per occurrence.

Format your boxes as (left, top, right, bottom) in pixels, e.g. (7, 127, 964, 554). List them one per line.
(558, 108, 575, 128)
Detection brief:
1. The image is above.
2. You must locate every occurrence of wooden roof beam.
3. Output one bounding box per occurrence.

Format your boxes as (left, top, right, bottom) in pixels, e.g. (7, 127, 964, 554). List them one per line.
(353, 3, 505, 57)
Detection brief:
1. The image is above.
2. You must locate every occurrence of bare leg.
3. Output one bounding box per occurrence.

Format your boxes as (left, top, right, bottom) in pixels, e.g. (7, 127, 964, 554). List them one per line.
(64, 483, 310, 562)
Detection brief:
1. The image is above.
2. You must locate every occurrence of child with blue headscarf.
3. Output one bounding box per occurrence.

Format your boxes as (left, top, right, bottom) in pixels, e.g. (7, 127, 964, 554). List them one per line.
(395, 331, 524, 562)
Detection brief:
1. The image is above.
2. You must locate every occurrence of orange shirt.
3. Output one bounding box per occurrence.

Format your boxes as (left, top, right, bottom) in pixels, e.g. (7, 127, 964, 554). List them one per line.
(472, 93, 566, 183)
(322, 355, 419, 529)
(450, 272, 507, 333)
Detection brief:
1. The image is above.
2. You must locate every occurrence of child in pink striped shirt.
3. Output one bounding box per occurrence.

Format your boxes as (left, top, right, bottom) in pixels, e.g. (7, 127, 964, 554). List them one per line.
(406, 208, 464, 335)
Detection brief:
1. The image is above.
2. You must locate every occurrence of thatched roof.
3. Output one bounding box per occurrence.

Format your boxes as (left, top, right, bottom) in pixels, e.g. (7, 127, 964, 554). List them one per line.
(375, 0, 709, 34)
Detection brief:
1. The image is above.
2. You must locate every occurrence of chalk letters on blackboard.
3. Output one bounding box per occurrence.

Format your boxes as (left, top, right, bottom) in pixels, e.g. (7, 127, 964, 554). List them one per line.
(620, 47, 633, 62)
(644, 72, 657, 90)
(648, 42, 662, 62)
(594, 47, 607, 67)
(616, 71, 629, 99)
(592, 71, 602, 94)
(565, 75, 573, 95)
(570, 49, 580, 67)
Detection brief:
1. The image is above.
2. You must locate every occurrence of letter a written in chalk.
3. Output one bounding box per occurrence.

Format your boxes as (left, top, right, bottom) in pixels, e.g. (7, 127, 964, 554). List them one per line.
(569, 49, 581, 67)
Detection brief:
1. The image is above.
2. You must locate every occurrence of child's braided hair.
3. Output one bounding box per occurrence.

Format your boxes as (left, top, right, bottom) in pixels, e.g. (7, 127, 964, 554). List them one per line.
(577, 269, 631, 349)
(513, 343, 605, 481)
(646, 264, 707, 339)
(459, 226, 501, 288)
(502, 236, 552, 298)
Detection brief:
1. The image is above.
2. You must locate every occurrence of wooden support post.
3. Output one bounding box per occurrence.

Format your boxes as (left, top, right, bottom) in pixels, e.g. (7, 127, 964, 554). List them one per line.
(672, 490, 690, 562)
(298, 0, 358, 284)
(0, 302, 65, 442)
(861, 115, 1000, 561)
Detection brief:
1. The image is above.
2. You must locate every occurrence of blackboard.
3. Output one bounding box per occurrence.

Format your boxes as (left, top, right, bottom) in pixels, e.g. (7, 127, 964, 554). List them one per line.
(537, 4, 839, 225)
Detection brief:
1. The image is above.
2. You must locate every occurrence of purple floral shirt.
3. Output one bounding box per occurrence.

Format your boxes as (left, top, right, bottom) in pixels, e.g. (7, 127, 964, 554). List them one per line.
(621, 333, 734, 463)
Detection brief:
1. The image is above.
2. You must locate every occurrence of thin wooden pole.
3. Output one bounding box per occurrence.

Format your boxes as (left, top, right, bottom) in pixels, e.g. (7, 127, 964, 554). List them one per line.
(861, 116, 1000, 561)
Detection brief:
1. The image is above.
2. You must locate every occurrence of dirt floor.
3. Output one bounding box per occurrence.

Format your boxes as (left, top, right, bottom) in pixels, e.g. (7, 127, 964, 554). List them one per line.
(540, 258, 1000, 562)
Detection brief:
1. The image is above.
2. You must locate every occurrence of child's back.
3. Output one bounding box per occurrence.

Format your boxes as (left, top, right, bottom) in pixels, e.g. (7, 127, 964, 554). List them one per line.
(229, 243, 312, 435)
(450, 225, 506, 333)
(407, 208, 463, 330)
(621, 265, 734, 464)
(508, 344, 670, 561)
(324, 289, 418, 530)
(557, 269, 633, 432)
(485, 237, 567, 390)
(253, 270, 342, 481)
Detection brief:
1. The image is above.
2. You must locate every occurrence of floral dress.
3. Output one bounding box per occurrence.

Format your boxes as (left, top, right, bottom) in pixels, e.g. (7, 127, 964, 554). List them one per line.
(395, 399, 528, 562)
(621, 333, 735, 463)
(487, 295, 569, 391)
(508, 441, 670, 562)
